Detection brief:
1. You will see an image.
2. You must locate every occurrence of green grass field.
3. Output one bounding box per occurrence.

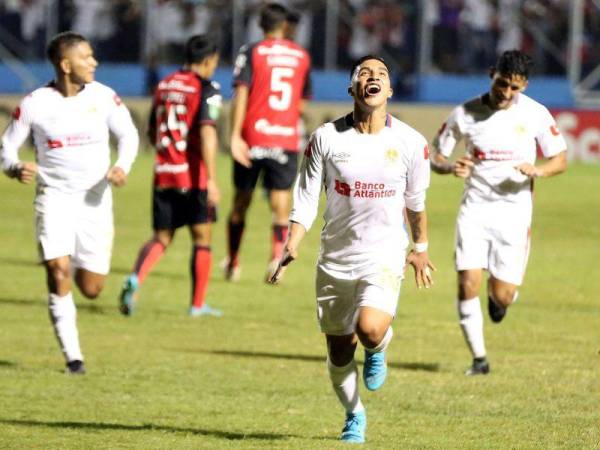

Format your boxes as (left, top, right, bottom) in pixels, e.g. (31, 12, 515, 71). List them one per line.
(1, 146, 599, 449)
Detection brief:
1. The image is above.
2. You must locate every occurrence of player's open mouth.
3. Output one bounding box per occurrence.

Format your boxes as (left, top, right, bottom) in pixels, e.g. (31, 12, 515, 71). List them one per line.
(365, 84, 381, 96)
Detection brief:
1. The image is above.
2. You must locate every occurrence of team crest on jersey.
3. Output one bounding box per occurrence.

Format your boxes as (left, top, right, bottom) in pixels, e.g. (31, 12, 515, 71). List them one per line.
(384, 148, 399, 164)
(515, 124, 527, 136)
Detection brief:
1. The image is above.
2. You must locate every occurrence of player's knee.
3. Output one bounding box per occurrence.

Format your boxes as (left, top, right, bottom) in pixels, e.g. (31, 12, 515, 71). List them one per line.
(458, 277, 481, 299)
(356, 324, 385, 349)
(79, 282, 104, 299)
(491, 288, 516, 308)
(46, 263, 70, 285)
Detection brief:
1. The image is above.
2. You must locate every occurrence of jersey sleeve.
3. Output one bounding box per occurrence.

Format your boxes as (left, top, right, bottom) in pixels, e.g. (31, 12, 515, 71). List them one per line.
(404, 135, 431, 212)
(535, 106, 567, 158)
(106, 92, 139, 174)
(432, 106, 463, 158)
(1, 97, 33, 176)
(198, 80, 222, 126)
(289, 131, 324, 231)
(232, 44, 252, 87)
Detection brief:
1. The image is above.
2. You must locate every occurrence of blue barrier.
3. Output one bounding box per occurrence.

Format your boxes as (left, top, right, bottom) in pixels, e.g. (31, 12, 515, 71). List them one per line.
(0, 63, 574, 107)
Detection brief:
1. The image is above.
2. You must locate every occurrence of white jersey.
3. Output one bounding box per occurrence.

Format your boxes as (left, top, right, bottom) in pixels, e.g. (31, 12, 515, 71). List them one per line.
(1, 81, 139, 193)
(434, 93, 566, 210)
(290, 114, 430, 270)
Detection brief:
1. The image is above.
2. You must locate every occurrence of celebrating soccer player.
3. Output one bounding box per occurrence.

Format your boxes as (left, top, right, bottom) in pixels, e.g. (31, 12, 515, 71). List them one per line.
(224, 2, 312, 282)
(269, 55, 435, 444)
(119, 35, 223, 317)
(0, 32, 139, 374)
(430, 50, 568, 375)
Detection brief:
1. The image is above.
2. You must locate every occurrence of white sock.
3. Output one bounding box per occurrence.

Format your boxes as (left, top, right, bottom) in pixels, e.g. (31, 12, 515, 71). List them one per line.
(457, 297, 486, 359)
(327, 358, 365, 414)
(365, 326, 393, 354)
(48, 292, 83, 362)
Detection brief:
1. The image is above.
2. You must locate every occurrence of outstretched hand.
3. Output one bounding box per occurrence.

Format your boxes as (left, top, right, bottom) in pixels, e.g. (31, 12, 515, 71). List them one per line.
(268, 245, 298, 284)
(406, 250, 436, 289)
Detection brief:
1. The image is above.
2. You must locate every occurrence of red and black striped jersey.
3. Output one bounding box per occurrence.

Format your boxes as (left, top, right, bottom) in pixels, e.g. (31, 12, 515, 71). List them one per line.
(149, 69, 222, 189)
(233, 38, 311, 152)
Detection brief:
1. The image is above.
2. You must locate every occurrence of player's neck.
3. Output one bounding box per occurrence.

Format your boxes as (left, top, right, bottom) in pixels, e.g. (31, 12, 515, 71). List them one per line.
(54, 77, 84, 97)
(352, 108, 387, 134)
(264, 29, 286, 40)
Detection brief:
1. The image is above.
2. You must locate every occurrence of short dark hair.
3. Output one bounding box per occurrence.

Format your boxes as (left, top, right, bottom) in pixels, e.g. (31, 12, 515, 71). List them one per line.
(349, 55, 390, 79)
(185, 34, 219, 64)
(259, 2, 288, 33)
(46, 31, 88, 67)
(494, 50, 534, 79)
(286, 9, 300, 25)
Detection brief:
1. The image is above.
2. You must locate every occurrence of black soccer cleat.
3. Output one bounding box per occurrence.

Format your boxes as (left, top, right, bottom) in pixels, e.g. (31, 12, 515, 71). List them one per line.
(465, 357, 490, 376)
(488, 296, 507, 323)
(66, 360, 86, 375)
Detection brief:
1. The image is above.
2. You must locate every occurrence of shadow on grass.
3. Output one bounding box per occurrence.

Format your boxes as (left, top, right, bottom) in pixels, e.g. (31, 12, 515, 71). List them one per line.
(111, 265, 186, 280)
(0, 256, 40, 268)
(0, 296, 43, 307)
(0, 296, 107, 315)
(195, 349, 441, 372)
(0, 360, 17, 367)
(0, 419, 295, 441)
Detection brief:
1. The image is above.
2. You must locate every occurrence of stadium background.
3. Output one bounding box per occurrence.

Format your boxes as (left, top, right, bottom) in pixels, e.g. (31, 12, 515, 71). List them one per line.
(0, 1, 599, 449)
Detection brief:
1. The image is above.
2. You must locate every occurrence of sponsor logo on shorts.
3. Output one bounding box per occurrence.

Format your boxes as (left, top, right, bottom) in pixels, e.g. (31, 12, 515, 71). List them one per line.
(250, 146, 289, 164)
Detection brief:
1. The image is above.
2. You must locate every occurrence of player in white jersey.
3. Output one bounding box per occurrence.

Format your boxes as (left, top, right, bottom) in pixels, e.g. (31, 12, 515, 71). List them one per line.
(430, 50, 567, 375)
(269, 55, 435, 444)
(0, 32, 139, 374)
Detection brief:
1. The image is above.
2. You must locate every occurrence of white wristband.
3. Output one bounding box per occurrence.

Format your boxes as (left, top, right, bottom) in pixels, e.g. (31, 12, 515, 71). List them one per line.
(414, 242, 428, 253)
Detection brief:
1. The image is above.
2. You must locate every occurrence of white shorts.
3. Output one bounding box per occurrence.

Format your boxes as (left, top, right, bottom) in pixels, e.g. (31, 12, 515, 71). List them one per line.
(315, 261, 404, 336)
(34, 185, 114, 275)
(455, 205, 531, 285)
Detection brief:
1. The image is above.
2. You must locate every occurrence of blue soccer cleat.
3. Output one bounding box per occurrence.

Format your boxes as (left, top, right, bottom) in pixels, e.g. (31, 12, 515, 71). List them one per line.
(340, 410, 366, 443)
(363, 350, 387, 391)
(188, 303, 223, 317)
(119, 274, 138, 316)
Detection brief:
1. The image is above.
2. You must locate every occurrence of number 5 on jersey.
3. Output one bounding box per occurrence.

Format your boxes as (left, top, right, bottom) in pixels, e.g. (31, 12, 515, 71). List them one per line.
(269, 67, 294, 111)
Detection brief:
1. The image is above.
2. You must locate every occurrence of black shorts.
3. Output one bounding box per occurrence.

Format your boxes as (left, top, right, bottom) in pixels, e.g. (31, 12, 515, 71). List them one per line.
(233, 147, 298, 191)
(152, 188, 216, 230)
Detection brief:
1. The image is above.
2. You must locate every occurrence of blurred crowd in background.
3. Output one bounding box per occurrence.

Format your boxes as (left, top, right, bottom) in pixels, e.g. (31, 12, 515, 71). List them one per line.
(1, 0, 599, 78)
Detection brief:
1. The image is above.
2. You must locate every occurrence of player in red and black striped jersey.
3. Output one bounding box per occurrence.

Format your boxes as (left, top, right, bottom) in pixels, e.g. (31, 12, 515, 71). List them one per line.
(225, 2, 312, 282)
(119, 35, 224, 317)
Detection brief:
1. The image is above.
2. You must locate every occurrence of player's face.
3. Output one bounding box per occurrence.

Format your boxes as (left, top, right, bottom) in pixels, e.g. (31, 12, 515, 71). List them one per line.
(489, 72, 528, 110)
(204, 53, 220, 78)
(62, 41, 98, 85)
(349, 59, 392, 110)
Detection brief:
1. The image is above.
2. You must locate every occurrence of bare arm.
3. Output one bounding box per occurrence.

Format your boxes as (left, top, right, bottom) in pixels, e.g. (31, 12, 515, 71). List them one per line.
(268, 221, 307, 283)
(515, 150, 567, 178)
(230, 85, 251, 168)
(430, 149, 473, 178)
(405, 208, 436, 289)
(200, 123, 220, 206)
